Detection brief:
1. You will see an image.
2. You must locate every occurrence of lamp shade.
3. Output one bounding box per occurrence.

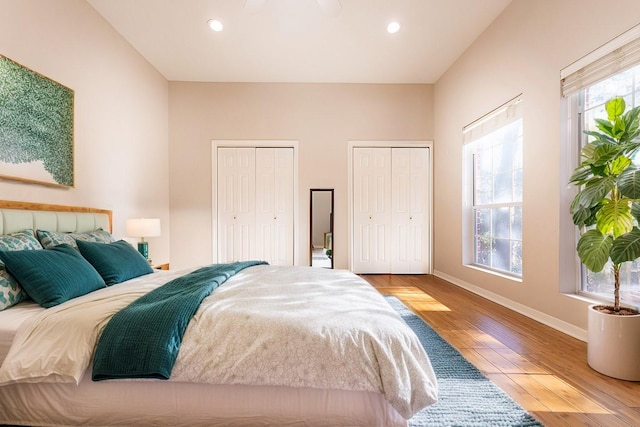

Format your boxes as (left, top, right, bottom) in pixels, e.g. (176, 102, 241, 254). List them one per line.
(125, 218, 161, 238)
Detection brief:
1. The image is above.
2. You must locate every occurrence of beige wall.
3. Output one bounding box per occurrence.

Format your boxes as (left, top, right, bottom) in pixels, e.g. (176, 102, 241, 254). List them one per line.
(433, 0, 640, 336)
(168, 82, 433, 270)
(7, 0, 638, 338)
(0, 0, 170, 264)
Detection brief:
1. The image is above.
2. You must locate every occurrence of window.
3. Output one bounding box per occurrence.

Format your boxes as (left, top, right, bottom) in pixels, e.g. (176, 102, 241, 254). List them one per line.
(570, 65, 640, 306)
(561, 24, 640, 306)
(463, 96, 523, 277)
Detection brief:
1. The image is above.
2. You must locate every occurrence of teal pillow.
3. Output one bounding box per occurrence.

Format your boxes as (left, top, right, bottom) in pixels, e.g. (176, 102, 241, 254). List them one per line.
(0, 229, 43, 310)
(77, 240, 154, 286)
(36, 229, 115, 250)
(0, 244, 106, 308)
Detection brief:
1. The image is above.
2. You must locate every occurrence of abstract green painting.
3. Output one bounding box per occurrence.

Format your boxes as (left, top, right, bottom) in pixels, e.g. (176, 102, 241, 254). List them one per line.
(0, 55, 74, 187)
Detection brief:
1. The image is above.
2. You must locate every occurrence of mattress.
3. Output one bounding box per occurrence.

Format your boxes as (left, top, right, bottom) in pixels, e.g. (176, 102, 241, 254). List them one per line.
(0, 300, 43, 364)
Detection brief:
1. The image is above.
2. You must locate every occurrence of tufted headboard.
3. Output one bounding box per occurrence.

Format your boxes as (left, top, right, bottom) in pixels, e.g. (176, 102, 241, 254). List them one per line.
(0, 200, 112, 236)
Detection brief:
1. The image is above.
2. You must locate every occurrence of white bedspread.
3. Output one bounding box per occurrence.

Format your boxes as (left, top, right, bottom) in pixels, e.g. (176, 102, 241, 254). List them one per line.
(0, 265, 438, 419)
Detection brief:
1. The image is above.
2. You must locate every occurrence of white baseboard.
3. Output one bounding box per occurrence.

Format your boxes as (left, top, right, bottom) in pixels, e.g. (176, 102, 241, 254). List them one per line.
(433, 270, 587, 342)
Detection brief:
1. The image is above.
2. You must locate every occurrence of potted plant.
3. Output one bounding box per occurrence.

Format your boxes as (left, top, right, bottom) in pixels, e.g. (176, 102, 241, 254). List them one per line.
(569, 96, 640, 381)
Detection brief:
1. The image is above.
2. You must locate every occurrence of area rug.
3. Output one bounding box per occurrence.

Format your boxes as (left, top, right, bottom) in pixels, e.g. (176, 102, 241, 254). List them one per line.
(385, 296, 543, 427)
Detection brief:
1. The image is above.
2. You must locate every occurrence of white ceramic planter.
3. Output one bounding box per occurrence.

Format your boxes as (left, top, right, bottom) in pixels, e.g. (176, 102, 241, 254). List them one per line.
(587, 304, 640, 381)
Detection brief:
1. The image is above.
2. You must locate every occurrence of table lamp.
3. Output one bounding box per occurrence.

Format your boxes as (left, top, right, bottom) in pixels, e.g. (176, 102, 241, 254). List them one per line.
(125, 218, 161, 260)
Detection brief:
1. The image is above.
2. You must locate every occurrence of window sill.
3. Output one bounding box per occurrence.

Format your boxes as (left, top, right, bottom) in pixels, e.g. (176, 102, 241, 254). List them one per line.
(564, 291, 640, 311)
(561, 292, 601, 306)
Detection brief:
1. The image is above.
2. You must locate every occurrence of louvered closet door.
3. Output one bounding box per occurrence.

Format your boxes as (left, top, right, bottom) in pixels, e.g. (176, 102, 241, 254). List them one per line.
(352, 147, 392, 273)
(217, 148, 256, 263)
(391, 147, 430, 274)
(255, 147, 294, 265)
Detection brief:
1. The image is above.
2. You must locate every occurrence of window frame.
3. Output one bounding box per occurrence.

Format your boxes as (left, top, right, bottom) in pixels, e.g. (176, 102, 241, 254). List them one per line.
(567, 65, 640, 306)
(561, 23, 640, 307)
(462, 96, 524, 279)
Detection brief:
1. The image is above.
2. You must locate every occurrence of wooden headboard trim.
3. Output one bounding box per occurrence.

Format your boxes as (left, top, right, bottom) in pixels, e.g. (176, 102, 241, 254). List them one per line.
(0, 200, 113, 233)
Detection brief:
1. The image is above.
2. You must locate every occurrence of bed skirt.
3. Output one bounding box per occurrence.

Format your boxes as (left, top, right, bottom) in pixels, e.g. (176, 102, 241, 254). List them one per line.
(0, 368, 407, 427)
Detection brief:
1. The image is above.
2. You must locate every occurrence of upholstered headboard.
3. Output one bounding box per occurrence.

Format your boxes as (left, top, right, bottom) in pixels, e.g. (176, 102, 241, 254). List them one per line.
(0, 200, 112, 236)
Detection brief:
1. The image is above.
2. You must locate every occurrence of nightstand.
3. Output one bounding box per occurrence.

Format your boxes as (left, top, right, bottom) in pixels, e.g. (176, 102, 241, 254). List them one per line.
(153, 263, 170, 270)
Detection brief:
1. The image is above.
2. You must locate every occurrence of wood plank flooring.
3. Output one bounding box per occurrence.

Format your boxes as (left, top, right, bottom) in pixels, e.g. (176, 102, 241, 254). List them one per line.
(363, 274, 640, 426)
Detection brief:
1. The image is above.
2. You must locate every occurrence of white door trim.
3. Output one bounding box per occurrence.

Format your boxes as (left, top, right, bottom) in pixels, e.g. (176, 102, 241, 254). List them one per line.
(211, 140, 299, 265)
(348, 140, 433, 273)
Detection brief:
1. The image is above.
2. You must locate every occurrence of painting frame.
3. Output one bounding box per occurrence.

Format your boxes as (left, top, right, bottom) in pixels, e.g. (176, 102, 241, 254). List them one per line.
(0, 55, 74, 188)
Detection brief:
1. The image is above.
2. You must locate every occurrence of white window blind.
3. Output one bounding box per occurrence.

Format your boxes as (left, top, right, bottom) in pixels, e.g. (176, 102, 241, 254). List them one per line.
(463, 95, 523, 144)
(561, 24, 640, 97)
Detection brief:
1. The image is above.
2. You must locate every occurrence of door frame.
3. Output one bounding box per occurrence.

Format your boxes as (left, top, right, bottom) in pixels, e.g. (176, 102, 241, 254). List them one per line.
(211, 140, 299, 265)
(347, 140, 433, 273)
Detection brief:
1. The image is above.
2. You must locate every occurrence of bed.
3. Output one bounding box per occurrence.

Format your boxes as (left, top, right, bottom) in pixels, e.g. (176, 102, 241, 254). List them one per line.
(0, 200, 438, 426)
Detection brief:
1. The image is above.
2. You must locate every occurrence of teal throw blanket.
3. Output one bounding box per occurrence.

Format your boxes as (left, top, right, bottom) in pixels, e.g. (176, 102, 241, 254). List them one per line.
(92, 260, 267, 381)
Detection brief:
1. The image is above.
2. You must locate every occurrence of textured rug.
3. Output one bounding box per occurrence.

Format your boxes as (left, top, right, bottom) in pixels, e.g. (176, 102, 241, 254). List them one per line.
(385, 296, 543, 427)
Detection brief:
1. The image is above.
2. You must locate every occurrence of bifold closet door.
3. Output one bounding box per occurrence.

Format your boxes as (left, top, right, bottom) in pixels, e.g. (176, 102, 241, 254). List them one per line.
(217, 147, 256, 263)
(391, 147, 430, 274)
(352, 147, 392, 273)
(352, 146, 430, 274)
(217, 147, 294, 266)
(255, 147, 294, 265)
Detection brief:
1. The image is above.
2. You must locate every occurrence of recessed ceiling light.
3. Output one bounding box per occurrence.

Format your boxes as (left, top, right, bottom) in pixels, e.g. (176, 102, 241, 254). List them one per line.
(208, 19, 224, 32)
(387, 22, 400, 34)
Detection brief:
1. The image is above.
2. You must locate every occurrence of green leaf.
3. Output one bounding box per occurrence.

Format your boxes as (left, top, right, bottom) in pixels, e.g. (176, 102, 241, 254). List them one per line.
(571, 202, 599, 227)
(585, 130, 617, 147)
(606, 97, 626, 121)
(612, 117, 626, 139)
(611, 227, 640, 264)
(591, 164, 608, 179)
(568, 165, 592, 184)
(594, 121, 615, 139)
(618, 166, 640, 198)
(621, 140, 640, 158)
(621, 106, 640, 142)
(574, 176, 615, 209)
(570, 193, 589, 224)
(631, 202, 640, 222)
(595, 198, 633, 237)
(577, 229, 613, 272)
(593, 143, 622, 166)
(579, 142, 598, 162)
(608, 155, 631, 175)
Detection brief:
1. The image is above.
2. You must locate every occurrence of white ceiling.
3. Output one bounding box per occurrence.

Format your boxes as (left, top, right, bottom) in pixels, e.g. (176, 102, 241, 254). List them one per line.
(87, 0, 512, 84)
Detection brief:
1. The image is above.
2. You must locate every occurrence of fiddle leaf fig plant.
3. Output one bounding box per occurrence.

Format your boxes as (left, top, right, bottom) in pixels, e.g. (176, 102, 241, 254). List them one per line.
(569, 97, 640, 313)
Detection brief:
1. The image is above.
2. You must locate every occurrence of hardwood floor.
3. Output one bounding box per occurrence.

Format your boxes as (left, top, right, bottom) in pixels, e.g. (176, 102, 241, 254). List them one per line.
(363, 274, 640, 427)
